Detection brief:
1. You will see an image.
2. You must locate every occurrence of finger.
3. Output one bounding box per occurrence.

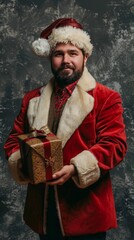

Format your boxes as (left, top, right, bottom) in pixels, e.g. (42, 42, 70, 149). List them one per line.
(52, 165, 70, 179)
(47, 173, 68, 186)
(52, 168, 65, 179)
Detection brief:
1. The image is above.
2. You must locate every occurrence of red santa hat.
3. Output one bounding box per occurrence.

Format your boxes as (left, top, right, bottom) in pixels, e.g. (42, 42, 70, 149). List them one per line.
(32, 18, 93, 57)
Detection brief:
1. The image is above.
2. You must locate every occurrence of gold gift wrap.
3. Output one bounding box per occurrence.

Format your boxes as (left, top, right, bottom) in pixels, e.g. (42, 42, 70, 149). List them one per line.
(18, 127, 63, 184)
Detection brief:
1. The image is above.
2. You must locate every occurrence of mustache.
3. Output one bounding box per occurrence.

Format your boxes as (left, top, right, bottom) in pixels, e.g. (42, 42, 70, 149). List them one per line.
(59, 64, 75, 71)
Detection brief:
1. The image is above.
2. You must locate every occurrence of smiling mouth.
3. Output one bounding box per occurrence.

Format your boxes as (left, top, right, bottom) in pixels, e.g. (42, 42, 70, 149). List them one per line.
(60, 64, 74, 71)
(60, 67, 74, 72)
(62, 68, 72, 70)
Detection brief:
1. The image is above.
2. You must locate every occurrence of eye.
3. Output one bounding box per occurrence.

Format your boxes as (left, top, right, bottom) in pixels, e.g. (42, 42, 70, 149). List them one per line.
(69, 51, 78, 56)
(53, 51, 63, 57)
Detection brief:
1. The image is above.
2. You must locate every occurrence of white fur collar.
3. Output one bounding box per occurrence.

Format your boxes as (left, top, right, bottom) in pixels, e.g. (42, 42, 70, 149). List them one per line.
(27, 67, 96, 147)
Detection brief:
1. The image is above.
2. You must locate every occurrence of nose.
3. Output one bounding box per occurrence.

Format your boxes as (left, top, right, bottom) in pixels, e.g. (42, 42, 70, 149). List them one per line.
(62, 53, 70, 63)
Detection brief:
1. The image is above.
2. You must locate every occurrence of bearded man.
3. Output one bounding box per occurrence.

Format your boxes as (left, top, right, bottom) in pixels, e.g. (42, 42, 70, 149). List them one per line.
(4, 18, 127, 240)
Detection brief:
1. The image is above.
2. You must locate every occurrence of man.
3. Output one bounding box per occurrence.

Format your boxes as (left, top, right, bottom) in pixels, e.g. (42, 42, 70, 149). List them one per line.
(4, 18, 127, 240)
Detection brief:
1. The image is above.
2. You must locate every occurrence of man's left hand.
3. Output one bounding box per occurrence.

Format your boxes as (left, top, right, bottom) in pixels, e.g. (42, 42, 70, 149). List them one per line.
(46, 164, 76, 185)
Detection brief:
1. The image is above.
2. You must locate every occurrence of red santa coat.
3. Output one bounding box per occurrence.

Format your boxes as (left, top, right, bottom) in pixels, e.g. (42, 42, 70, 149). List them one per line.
(4, 67, 127, 236)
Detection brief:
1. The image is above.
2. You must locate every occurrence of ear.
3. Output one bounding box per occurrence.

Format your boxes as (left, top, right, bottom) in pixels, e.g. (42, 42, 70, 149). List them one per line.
(84, 53, 89, 65)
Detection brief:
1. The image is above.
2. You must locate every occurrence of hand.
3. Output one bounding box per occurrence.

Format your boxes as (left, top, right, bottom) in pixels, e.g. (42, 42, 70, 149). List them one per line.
(47, 164, 76, 186)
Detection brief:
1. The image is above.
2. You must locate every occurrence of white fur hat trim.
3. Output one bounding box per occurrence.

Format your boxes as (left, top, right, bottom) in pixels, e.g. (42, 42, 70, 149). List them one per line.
(48, 26, 93, 56)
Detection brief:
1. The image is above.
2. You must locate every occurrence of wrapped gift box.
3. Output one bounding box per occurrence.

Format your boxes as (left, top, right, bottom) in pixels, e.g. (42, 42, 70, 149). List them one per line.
(18, 126, 63, 184)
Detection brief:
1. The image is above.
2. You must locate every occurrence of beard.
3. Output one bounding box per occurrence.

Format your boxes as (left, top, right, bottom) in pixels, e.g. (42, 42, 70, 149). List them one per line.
(51, 62, 84, 88)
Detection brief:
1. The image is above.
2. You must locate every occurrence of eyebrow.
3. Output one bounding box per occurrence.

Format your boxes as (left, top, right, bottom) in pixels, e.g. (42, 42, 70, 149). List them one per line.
(53, 49, 80, 54)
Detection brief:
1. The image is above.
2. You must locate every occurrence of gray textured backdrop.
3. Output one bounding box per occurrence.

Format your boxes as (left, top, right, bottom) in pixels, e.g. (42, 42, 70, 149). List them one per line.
(0, 0, 134, 239)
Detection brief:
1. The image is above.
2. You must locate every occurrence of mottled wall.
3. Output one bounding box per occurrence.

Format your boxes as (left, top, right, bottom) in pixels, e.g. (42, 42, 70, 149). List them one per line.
(0, 0, 134, 239)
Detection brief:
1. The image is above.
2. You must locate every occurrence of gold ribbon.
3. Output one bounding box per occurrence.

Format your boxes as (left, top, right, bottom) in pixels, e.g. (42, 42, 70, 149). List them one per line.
(28, 126, 51, 138)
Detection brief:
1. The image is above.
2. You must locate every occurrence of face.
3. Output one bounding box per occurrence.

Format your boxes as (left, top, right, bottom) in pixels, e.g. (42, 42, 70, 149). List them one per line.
(50, 43, 88, 88)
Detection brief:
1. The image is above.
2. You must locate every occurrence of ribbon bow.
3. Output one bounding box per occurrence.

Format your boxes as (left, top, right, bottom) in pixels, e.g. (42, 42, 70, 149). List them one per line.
(45, 156, 55, 167)
(28, 126, 51, 138)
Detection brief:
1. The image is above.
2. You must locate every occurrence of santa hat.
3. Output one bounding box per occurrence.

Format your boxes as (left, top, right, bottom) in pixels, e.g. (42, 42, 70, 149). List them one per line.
(32, 18, 93, 57)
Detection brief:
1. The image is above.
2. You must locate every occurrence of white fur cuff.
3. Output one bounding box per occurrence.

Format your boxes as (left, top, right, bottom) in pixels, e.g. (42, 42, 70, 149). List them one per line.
(8, 150, 30, 185)
(70, 150, 100, 188)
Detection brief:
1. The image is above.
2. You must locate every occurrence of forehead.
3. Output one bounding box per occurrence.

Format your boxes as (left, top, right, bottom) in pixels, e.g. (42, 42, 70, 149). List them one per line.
(53, 42, 82, 52)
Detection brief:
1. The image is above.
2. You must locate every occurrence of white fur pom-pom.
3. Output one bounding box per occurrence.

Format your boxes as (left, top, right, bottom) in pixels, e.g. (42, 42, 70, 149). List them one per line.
(32, 38, 50, 56)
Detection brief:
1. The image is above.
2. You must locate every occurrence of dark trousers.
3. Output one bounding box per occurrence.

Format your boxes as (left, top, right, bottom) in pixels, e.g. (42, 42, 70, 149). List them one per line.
(40, 187, 106, 240)
(39, 233, 106, 240)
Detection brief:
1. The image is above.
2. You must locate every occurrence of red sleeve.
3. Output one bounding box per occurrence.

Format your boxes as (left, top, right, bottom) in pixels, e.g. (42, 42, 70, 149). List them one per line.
(4, 95, 29, 158)
(90, 91, 127, 172)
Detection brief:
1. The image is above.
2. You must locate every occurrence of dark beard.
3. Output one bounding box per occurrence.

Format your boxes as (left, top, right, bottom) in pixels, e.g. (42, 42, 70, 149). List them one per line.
(51, 63, 84, 88)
